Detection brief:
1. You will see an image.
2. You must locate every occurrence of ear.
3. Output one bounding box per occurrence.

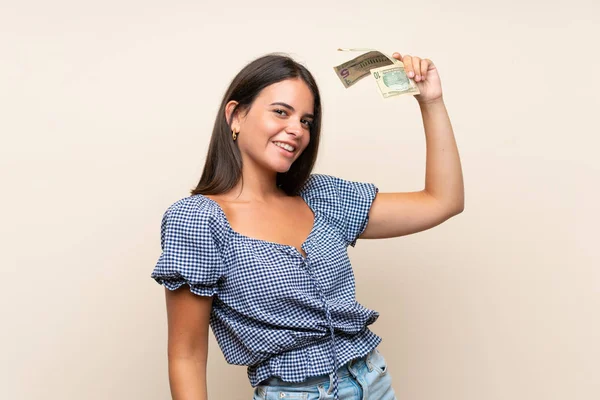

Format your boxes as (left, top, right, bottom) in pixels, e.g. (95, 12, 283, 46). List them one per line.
(225, 100, 240, 131)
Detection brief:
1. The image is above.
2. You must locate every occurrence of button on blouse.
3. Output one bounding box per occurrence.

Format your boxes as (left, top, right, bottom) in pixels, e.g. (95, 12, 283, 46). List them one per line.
(151, 174, 382, 399)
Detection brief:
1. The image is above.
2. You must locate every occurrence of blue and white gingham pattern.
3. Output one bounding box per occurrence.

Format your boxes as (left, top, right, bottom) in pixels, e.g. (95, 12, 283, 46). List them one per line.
(151, 174, 382, 399)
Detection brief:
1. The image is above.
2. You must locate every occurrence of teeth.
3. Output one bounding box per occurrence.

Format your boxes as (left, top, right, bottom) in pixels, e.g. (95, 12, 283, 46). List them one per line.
(273, 142, 295, 152)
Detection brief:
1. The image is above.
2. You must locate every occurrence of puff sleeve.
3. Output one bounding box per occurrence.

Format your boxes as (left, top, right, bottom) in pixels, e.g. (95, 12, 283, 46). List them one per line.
(303, 174, 379, 247)
(150, 197, 226, 297)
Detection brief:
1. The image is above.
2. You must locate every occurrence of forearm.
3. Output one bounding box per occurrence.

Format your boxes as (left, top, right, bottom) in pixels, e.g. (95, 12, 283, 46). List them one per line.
(419, 99, 464, 212)
(168, 357, 208, 400)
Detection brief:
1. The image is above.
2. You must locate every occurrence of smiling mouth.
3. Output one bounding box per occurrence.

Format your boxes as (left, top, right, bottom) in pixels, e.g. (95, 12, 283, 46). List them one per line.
(272, 141, 296, 152)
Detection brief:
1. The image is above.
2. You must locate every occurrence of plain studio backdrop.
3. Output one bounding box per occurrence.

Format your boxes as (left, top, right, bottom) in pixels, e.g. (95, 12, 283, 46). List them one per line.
(1, 0, 598, 399)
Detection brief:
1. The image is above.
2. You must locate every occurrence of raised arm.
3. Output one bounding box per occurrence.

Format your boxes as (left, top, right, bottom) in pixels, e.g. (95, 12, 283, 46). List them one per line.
(361, 53, 464, 239)
(165, 287, 213, 400)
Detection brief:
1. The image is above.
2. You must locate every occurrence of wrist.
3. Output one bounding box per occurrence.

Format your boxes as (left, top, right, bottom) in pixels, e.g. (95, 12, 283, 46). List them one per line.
(417, 96, 444, 108)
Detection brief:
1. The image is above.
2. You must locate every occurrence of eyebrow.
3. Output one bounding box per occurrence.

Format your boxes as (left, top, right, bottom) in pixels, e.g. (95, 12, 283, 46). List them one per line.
(269, 102, 314, 119)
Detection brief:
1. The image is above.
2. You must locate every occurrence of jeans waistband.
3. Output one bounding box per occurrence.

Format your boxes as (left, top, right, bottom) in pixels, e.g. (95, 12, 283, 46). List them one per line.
(260, 350, 372, 388)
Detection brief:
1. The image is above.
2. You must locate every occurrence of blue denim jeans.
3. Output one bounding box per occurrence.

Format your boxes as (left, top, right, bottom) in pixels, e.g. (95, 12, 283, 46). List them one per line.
(252, 347, 397, 399)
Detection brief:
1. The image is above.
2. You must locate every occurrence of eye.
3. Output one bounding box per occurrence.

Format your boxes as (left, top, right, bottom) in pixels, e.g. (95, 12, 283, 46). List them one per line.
(273, 109, 287, 116)
(301, 119, 313, 128)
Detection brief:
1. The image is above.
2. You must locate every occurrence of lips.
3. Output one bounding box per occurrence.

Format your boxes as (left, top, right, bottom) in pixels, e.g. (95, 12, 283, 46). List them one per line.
(272, 141, 296, 152)
(271, 142, 297, 158)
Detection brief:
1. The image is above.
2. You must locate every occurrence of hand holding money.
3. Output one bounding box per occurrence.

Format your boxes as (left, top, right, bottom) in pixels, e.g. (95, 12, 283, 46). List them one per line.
(334, 49, 442, 103)
(389, 52, 443, 104)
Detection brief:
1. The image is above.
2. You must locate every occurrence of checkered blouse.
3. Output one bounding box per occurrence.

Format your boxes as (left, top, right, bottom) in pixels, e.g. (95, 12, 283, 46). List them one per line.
(151, 174, 382, 399)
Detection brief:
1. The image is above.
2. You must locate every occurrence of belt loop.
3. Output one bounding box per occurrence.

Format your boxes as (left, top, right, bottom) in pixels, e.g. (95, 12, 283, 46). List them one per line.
(352, 354, 359, 367)
(365, 348, 374, 371)
(328, 371, 334, 395)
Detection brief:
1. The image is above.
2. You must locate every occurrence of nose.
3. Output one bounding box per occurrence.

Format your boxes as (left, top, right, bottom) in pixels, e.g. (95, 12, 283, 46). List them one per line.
(285, 118, 304, 137)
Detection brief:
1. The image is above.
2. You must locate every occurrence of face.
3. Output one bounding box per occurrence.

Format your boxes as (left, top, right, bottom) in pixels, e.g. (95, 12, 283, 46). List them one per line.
(229, 78, 315, 174)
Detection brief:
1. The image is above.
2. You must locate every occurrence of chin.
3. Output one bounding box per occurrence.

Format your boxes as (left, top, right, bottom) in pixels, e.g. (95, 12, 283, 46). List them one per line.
(266, 159, 295, 174)
(274, 164, 293, 174)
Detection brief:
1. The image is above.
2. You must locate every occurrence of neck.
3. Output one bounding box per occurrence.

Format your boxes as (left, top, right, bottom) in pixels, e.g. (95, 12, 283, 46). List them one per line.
(227, 157, 284, 202)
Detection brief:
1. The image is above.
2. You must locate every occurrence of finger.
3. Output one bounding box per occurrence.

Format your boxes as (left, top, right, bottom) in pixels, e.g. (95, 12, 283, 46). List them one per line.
(392, 52, 402, 60)
(403, 55, 414, 78)
(412, 57, 422, 81)
(420, 59, 430, 80)
(426, 58, 435, 71)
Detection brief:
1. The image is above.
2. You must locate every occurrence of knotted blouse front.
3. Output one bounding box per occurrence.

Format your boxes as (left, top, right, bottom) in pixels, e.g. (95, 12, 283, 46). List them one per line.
(151, 174, 382, 398)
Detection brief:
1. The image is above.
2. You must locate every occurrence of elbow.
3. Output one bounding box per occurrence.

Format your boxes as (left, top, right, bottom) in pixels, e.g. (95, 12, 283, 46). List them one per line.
(454, 206, 464, 216)
(452, 202, 464, 216)
(427, 190, 464, 217)
(444, 199, 464, 217)
(450, 191, 465, 215)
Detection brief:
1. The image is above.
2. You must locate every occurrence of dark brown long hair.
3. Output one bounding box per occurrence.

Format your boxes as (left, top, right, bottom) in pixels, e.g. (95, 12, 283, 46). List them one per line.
(190, 53, 322, 196)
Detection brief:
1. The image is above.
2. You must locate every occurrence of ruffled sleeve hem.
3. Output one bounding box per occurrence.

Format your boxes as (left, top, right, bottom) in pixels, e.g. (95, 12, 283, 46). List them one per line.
(151, 274, 219, 297)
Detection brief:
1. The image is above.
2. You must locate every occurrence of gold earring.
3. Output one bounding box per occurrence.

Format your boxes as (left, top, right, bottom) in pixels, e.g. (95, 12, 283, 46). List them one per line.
(232, 130, 238, 141)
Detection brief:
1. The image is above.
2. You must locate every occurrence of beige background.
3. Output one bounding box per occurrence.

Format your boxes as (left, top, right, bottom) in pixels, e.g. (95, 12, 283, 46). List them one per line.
(1, 0, 599, 399)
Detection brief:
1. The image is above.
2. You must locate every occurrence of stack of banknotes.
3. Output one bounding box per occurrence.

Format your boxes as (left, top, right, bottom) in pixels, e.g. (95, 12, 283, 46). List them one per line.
(334, 48, 420, 99)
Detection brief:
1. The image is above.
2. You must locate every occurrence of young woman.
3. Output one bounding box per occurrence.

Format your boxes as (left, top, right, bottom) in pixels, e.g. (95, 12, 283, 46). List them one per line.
(151, 51, 464, 400)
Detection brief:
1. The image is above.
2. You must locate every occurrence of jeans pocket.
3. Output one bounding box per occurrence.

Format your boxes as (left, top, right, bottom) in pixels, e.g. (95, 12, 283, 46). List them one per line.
(368, 348, 389, 376)
(253, 386, 267, 399)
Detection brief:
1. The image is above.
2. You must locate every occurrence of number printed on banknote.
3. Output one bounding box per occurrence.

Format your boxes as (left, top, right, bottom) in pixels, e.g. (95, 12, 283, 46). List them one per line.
(370, 63, 420, 98)
(333, 50, 394, 88)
